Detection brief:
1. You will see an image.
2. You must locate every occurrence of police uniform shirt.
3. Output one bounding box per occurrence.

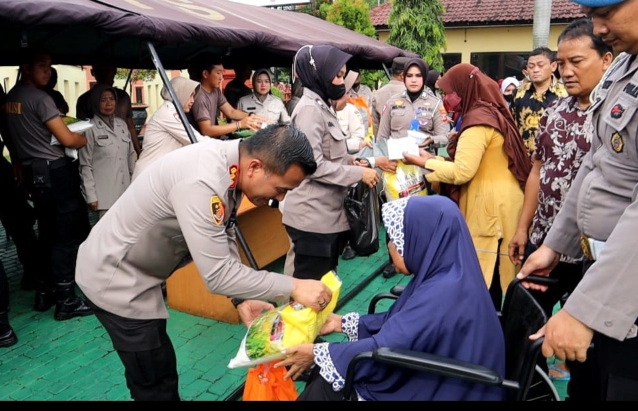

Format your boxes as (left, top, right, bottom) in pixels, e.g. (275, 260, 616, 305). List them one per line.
(79, 115, 135, 210)
(237, 93, 291, 124)
(544, 53, 638, 340)
(370, 79, 405, 137)
(283, 88, 363, 234)
(376, 89, 449, 144)
(75, 138, 294, 320)
(5, 82, 64, 162)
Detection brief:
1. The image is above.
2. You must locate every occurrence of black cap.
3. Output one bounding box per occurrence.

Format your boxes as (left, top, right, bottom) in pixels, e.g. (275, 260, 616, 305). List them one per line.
(391, 57, 411, 73)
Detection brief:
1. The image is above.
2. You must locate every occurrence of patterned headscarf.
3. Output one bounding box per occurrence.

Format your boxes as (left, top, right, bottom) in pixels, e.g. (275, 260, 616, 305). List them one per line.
(382, 198, 409, 256)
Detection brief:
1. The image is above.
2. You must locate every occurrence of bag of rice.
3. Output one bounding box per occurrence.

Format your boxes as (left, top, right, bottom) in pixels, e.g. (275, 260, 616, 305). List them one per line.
(228, 271, 341, 369)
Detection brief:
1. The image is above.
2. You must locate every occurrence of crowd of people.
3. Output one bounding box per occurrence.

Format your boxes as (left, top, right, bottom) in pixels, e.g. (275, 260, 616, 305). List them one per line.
(0, 0, 637, 402)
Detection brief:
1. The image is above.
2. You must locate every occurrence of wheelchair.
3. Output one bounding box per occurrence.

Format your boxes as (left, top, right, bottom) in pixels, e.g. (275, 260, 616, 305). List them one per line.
(342, 275, 561, 401)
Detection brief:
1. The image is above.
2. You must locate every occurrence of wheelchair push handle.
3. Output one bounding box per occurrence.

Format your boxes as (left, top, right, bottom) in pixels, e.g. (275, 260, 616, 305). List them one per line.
(520, 275, 558, 286)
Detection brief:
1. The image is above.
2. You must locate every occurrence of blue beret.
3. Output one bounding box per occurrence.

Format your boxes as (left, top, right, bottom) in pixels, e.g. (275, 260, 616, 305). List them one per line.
(571, 0, 625, 7)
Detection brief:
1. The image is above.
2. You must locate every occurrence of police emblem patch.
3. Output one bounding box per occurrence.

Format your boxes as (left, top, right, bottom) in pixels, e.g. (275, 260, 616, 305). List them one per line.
(229, 164, 239, 189)
(611, 104, 624, 119)
(210, 196, 225, 225)
(611, 132, 624, 153)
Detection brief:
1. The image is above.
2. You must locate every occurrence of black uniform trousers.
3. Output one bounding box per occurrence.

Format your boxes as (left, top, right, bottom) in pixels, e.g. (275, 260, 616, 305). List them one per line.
(86, 299, 180, 401)
(0, 259, 9, 314)
(565, 259, 638, 401)
(284, 226, 349, 281)
(22, 157, 83, 288)
(0, 156, 41, 285)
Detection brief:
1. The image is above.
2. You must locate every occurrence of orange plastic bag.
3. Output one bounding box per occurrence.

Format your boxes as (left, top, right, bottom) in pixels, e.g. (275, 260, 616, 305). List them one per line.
(242, 361, 298, 401)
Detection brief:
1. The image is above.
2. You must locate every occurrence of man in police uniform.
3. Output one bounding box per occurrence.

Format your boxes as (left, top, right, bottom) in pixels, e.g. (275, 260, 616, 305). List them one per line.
(518, 0, 638, 401)
(370, 57, 409, 138)
(75, 124, 332, 401)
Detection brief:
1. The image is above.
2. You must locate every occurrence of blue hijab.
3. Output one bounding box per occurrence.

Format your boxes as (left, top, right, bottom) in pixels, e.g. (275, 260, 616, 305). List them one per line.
(328, 196, 506, 401)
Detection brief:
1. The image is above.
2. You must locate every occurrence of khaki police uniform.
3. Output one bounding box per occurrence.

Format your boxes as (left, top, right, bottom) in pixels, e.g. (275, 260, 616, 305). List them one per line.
(370, 79, 405, 137)
(76, 138, 294, 320)
(79, 116, 135, 213)
(543, 52, 638, 400)
(377, 89, 449, 144)
(237, 93, 291, 124)
(283, 88, 363, 280)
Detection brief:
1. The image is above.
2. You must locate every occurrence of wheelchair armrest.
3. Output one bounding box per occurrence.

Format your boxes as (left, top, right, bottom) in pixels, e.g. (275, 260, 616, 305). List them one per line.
(390, 285, 405, 296)
(367, 292, 398, 314)
(372, 347, 503, 386)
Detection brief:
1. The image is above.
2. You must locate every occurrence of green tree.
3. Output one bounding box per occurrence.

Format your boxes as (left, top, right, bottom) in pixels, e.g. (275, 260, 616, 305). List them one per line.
(320, 0, 384, 89)
(387, 0, 446, 72)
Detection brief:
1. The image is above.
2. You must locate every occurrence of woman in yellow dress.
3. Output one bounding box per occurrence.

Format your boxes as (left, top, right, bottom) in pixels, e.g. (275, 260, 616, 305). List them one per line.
(403, 63, 530, 310)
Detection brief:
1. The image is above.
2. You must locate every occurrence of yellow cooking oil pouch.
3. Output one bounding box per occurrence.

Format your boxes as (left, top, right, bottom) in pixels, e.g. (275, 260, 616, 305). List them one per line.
(228, 271, 341, 368)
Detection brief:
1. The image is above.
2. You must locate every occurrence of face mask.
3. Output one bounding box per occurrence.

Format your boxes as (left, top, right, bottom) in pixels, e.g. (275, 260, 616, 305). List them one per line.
(444, 92, 462, 112)
(352, 83, 361, 92)
(504, 93, 514, 105)
(326, 83, 346, 100)
(525, 74, 531, 82)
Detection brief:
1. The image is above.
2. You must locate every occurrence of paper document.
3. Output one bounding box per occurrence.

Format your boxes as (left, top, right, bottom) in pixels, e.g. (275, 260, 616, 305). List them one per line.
(387, 136, 419, 160)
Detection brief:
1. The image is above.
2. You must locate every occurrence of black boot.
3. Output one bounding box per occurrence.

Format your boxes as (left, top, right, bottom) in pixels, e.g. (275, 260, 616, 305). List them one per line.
(0, 311, 18, 348)
(54, 282, 93, 321)
(33, 286, 56, 312)
(341, 244, 357, 261)
(382, 262, 396, 279)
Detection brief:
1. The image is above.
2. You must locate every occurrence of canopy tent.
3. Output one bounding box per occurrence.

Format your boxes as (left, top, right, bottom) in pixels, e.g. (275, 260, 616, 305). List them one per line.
(0, 0, 417, 70)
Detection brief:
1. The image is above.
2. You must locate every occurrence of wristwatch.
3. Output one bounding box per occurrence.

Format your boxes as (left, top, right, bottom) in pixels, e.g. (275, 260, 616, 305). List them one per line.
(230, 297, 244, 309)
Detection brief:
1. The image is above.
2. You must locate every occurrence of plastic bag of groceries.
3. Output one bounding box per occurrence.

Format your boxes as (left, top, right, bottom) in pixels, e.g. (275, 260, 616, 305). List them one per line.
(228, 271, 342, 369)
(382, 160, 428, 202)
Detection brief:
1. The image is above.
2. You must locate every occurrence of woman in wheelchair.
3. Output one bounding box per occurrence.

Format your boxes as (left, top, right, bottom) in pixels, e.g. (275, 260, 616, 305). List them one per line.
(275, 196, 506, 400)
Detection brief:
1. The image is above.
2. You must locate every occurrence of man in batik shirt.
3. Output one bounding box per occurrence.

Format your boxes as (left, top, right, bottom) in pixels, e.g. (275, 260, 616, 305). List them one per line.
(511, 47, 568, 159)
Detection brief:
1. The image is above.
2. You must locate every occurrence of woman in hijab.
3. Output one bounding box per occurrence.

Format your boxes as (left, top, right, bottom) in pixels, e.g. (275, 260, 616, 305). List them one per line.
(79, 84, 136, 219)
(425, 69, 442, 98)
(276, 196, 506, 401)
(132, 76, 205, 180)
(377, 58, 449, 148)
(281, 45, 379, 282)
(500, 76, 520, 107)
(237, 68, 290, 124)
(402, 63, 530, 310)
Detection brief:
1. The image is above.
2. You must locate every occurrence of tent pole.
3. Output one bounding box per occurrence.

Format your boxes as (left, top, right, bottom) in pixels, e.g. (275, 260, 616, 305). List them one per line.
(382, 62, 391, 81)
(146, 41, 197, 144)
(123, 68, 133, 94)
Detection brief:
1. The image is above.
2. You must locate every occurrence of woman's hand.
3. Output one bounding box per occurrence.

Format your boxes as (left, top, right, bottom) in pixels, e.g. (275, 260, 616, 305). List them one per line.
(361, 167, 380, 188)
(375, 156, 397, 173)
(236, 300, 275, 328)
(359, 140, 373, 150)
(88, 202, 98, 212)
(274, 343, 315, 380)
(403, 148, 434, 169)
(319, 313, 343, 335)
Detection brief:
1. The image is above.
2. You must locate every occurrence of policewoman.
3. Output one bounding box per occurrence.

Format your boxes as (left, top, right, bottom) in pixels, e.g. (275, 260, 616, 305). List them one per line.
(377, 58, 449, 147)
(237, 68, 291, 124)
(282, 44, 379, 281)
(79, 84, 135, 219)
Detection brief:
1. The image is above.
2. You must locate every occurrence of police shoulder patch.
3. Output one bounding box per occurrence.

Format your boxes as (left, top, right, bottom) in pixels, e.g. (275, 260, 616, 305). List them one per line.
(210, 196, 225, 225)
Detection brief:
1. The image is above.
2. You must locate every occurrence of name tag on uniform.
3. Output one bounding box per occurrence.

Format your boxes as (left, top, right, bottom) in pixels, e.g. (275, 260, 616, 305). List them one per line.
(246, 107, 256, 111)
(97, 135, 109, 140)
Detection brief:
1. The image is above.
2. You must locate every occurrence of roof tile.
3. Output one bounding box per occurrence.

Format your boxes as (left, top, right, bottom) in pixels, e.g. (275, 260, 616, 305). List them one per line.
(370, 0, 584, 26)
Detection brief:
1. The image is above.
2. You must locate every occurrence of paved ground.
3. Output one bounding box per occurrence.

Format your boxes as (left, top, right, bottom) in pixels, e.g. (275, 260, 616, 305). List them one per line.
(0, 215, 566, 401)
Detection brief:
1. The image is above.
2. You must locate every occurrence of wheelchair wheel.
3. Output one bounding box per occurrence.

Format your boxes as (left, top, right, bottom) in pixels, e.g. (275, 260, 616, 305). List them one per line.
(524, 365, 561, 401)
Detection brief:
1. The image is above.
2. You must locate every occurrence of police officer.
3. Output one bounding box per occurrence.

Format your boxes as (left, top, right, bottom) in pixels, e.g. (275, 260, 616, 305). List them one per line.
(370, 56, 409, 137)
(237, 68, 291, 124)
(377, 58, 449, 148)
(518, 0, 638, 401)
(4, 50, 92, 320)
(75, 124, 332, 401)
(283, 45, 380, 282)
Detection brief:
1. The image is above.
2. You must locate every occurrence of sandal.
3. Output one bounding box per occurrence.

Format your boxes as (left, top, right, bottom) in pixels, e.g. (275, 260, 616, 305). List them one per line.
(548, 363, 571, 381)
